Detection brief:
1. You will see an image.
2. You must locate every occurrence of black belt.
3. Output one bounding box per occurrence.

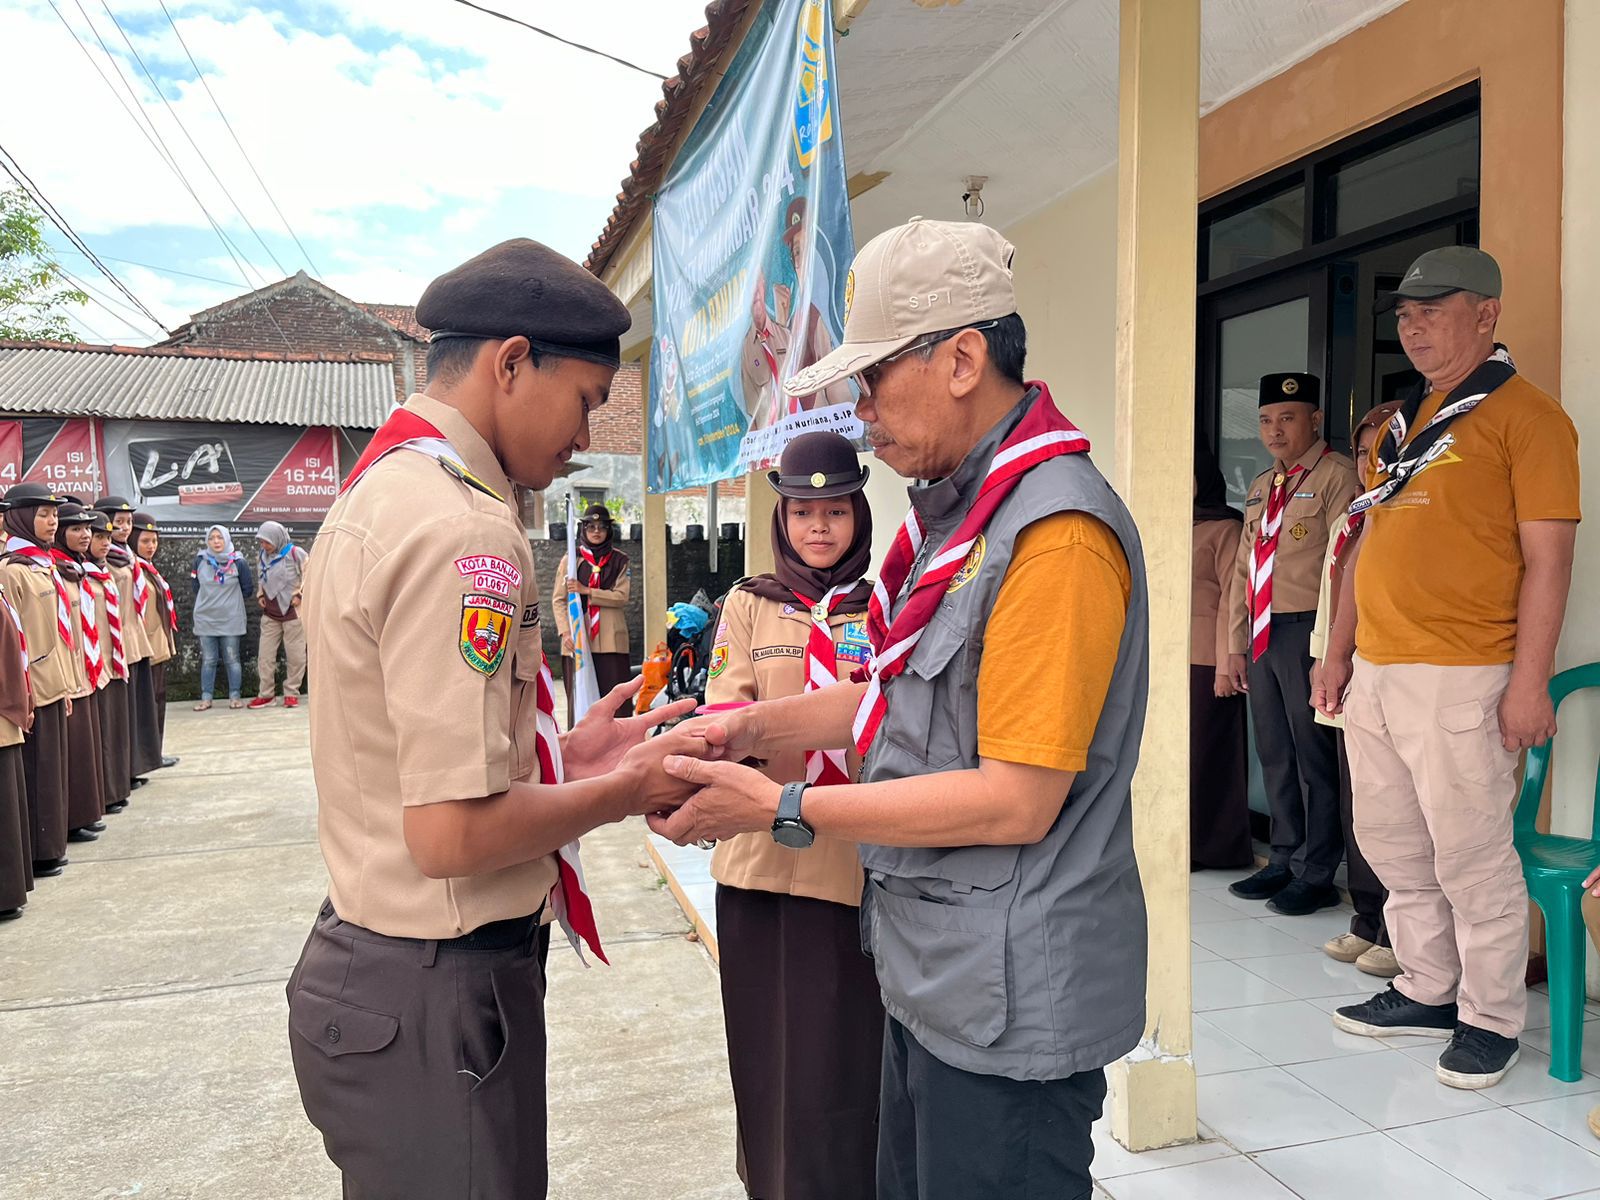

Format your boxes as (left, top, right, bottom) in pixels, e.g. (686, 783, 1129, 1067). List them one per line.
(1270, 611, 1317, 625)
(319, 900, 542, 953)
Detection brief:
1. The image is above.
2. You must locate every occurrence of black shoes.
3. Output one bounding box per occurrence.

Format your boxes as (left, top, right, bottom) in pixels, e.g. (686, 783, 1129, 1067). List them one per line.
(1333, 985, 1457, 1039)
(130, 778, 148, 789)
(67, 827, 99, 843)
(1229, 864, 1291, 900)
(1436, 1024, 1520, 1090)
(1267, 881, 1341, 916)
(160, 756, 180, 769)
(87, 821, 106, 833)
(31, 858, 67, 877)
(106, 800, 128, 813)
(0, 906, 21, 922)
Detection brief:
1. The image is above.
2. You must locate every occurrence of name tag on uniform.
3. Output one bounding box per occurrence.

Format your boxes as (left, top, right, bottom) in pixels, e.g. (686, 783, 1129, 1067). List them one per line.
(1293, 491, 1316, 500)
(752, 645, 803, 661)
(1246, 494, 1263, 506)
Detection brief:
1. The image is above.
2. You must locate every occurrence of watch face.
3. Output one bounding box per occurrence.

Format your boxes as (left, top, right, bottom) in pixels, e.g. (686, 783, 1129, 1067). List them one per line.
(772, 820, 815, 849)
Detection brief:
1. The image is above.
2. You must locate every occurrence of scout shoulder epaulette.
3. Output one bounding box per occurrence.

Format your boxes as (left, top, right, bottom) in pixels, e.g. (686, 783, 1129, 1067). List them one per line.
(437, 456, 504, 502)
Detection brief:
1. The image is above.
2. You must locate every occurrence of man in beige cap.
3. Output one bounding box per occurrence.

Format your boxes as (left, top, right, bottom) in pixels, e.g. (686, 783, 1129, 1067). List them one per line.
(652, 217, 1151, 1200)
(1318, 246, 1580, 1091)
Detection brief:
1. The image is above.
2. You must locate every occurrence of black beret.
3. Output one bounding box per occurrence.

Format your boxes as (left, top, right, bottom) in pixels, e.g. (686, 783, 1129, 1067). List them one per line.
(94, 495, 136, 514)
(1258, 372, 1320, 407)
(417, 238, 631, 368)
(768, 431, 869, 499)
(2, 483, 68, 509)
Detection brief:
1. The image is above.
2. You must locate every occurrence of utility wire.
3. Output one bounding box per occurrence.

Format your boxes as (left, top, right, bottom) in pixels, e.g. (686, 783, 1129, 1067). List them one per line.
(0, 142, 170, 333)
(55, 265, 167, 341)
(97, 0, 286, 279)
(445, 0, 670, 80)
(53, 247, 239, 288)
(51, 0, 266, 290)
(155, 0, 322, 277)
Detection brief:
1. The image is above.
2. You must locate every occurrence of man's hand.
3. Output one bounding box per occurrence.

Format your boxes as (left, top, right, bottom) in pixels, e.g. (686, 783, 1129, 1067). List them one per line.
(560, 633, 574, 656)
(565, 577, 589, 596)
(1312, 655, 1352, 718)
(1214, 671, 1238, 699)
(646, 757, 781, 845)
(1498, 678, 1557, 752)
(615, 728, 714, 818)
(1225, 654, 1250, 695)
(561, 677, 696, 782)
(674, 705, 765, 764)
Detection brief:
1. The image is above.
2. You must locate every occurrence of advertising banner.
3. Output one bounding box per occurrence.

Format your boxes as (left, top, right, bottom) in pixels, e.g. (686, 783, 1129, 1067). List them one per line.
(0, 418, 106, 498)
(648, 0, 857, 493)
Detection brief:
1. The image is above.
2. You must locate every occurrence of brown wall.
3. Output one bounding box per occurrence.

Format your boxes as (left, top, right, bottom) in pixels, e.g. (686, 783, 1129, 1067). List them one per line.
(1199, 0, 1564, 392)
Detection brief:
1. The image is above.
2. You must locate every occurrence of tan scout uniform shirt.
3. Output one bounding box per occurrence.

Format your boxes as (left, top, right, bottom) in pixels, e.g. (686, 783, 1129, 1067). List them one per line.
(550, 552, 632, 656)
(135, 565, 175, 666)
(60, 573, 91, 700)
(1, 560, 78, 707)
(109, 556, 151, 665)
(304, 394, 557, 940)
(1229, 440, 1359, 656)
(0, 582, 24, 750)
(1191, 519, 1242, 669)
(707, 585, 870, 908)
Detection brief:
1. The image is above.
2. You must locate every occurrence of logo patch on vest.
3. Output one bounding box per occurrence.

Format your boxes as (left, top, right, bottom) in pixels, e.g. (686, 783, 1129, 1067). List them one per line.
(945, 534, 986, 594)
(460, 594, 514, 676)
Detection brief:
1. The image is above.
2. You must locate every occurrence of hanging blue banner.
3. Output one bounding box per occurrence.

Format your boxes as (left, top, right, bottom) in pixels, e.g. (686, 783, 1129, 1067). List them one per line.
(648, 0, 858, 493)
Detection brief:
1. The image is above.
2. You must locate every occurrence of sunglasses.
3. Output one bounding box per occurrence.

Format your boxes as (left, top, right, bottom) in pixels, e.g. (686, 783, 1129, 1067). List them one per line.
(855, 321, 999, 399)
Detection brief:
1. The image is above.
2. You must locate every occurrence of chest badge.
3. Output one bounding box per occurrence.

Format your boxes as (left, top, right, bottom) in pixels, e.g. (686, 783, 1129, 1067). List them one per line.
(1290, 522, 1308, 541)
(945, 534, 986, 594)
(811, 601, 829, 621)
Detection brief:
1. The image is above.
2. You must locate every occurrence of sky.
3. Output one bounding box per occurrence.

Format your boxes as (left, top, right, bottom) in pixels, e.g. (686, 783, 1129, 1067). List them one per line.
(0, 0, 713, 343)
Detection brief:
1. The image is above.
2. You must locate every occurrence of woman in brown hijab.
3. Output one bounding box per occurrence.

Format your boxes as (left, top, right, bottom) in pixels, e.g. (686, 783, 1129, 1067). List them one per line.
(1, 484, 75, 876)
(0, 570, 35, 921)
(130, 512, 178, 775)
(705, 432, 882, 1200)
(52, 503, 107, 842)
(552, 503, 633, 723)
(85, 511, 131, 815)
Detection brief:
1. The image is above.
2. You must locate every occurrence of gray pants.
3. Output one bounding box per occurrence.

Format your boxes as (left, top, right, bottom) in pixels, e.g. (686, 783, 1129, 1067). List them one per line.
(287, 902, 549, 1198)
(1247, 613, 1343, 886)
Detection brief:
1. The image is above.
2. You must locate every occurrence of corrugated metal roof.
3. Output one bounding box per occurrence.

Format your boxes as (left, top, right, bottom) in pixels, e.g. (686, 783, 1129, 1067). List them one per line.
(0, 344, 395, 429)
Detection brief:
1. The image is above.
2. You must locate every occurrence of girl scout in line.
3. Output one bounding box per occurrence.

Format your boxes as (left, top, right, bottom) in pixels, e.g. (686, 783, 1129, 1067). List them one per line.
(0, 560, 34, 920)
(95, 496, 155, 794)
(85, 510, 131, 815)
(52, 503, 107, 843)
(706, 431, 884, 1200)
(130, 511, 178, 774)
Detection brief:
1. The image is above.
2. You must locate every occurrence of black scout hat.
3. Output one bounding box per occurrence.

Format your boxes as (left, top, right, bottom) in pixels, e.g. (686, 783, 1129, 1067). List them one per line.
(94, 495, 136, 514)
(580, 503, 614, 527)
(131, 511, 160, 533)
(416, 238, 632, 369)
(767, 431, 870, 500)
(57, 501, 96, 525)
(1258, 372, 1320, 408)
(83, 509, 113, 535)
(1, 483, 68, 510)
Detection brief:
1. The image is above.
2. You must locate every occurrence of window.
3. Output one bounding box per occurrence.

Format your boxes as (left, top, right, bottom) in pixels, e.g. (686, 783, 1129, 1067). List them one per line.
(1324, 112, 1479, 238)
(1205, 186, 1305, 282)
(576, 487, 608, 510)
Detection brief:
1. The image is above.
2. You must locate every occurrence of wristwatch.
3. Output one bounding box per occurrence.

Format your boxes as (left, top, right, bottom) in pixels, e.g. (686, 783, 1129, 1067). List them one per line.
(771, 781, 815, 849)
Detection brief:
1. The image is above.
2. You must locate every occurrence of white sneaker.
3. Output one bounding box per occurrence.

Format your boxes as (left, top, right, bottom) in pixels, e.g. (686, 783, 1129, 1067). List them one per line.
(1356, 945, 1402, 978)
(1323, 932, 1374, 963)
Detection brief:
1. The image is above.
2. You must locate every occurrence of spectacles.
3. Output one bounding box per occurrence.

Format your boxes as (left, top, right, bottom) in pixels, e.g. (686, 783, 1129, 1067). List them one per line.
(581, 519, 609, 529)
(855, 321, 999, 398)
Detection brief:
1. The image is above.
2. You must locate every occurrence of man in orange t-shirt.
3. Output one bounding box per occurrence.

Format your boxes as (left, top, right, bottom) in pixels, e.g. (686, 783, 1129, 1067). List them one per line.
(1315, 247, 1580, 1092)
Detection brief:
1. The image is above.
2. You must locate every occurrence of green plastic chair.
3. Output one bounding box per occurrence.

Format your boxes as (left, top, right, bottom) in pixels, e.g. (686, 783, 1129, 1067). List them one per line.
(1514, 661, 1600, 1082)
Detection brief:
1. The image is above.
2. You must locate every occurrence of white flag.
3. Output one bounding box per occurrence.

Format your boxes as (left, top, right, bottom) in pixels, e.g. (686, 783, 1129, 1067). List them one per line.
(565, 495, 602, 722)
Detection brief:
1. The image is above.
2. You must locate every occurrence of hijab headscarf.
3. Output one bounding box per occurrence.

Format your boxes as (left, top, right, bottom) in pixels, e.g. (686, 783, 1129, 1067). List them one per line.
(2, 502, 49, 554)
(200, 524, 242, 585)
(257, 521, 303, 613)
(1194, 444, 1242, 524)
(575, 504, 626, 591)
(743, 491, 875, 609)
(50, 503, 87, 583)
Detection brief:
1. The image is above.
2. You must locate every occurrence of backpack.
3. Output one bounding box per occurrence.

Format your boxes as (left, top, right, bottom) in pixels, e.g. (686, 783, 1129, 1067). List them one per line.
(663, 580, 747, 709)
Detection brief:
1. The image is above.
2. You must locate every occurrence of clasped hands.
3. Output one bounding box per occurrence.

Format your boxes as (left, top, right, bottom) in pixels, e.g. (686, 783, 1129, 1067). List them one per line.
(561, 682, 782, 839)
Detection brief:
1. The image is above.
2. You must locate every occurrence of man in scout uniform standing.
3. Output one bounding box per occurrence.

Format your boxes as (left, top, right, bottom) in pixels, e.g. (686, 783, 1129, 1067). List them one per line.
(286, 239, 700, 1198)
(651, 217, 1150, 1200)
(1225, 374, 1359, 916)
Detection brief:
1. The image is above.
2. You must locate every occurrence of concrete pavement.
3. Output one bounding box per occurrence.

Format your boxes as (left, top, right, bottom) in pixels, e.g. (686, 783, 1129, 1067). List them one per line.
(0, 703, 742, 1199)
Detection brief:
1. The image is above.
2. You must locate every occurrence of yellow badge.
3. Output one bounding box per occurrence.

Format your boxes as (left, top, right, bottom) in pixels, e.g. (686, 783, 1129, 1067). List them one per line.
(1290, 522, 1308, 541)
(460, 595, 514, 676)
(946, 534, 986, 594)
(1273, 472, 1286, 487)
(811, 472, 827, 488)
(844, 269, 855, 322)
(1282, 377, 1300, 396)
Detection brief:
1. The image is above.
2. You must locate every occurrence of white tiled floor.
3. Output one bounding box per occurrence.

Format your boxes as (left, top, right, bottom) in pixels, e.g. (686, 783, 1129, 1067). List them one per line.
(648, 841, 1600, 1199)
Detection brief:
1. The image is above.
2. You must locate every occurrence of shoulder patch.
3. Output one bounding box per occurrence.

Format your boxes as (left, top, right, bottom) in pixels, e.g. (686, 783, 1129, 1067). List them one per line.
(438, 456, 504, 502)
(456, 555, 523, 597)
(460, 594, 514, 676)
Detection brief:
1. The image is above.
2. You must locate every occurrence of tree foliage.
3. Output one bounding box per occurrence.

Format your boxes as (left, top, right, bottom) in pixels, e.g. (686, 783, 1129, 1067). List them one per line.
(0, 189, 88, 342)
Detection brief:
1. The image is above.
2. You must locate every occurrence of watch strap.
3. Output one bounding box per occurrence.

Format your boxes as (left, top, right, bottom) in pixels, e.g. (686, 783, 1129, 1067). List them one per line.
(778, 781, 809, 823)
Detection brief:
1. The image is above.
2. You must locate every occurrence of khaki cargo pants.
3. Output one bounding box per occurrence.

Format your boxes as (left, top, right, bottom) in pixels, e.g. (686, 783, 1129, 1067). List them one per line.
(1344, 658, 1528, 1038)
(258, 615, 307, 699)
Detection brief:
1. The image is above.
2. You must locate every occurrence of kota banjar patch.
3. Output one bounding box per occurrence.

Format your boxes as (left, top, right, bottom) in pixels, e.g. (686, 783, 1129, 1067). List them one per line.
(455, 555, 522, 599)
(460, 593, 515, 676)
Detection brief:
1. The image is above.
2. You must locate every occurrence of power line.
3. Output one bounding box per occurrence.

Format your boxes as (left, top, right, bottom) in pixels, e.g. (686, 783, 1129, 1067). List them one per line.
(96, 0, 287, 279)
(49, 0, 266, 290)
(53, 247, 239, 288)
(55, 265, 166, 341)
(154, 0, 322, 277)
(0, 142, 170, 333)
(445, 0, 670, 80)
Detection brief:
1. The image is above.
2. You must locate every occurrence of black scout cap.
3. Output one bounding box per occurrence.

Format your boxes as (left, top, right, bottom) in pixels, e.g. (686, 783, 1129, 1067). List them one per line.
(1258, 373, 1320, 408)
(131, 511, 160, 533)
(2, 483, 68, 509)
(416, 238, 632, 369)
(768, 431, 870, 499)
(580, 503, 613, 526)
(94, 495, 136, 514)
(83, 510, 113, 534)
(57, 501, 96, 525)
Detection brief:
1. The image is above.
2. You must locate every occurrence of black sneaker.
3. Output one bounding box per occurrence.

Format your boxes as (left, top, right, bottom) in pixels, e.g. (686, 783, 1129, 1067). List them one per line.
(1436, 1023, 1520, 1090)
(1333, 985, 1457, 1039)
(1229, 864, 1291, 900)
(1266, 880, 1341, 916)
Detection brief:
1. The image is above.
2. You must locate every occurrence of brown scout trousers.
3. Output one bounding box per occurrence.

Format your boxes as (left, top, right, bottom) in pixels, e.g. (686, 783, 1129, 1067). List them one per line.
(288, 901, 549, 1198)
(1345, 660, 1528, 1038)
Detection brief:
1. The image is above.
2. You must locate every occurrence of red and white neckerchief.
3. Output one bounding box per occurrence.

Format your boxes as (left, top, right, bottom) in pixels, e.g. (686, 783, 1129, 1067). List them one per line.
(6, 538, 74, 655)
(854, 383, 1091, 755)
(90, 563, 126, 679)
(129, 553, 150, 619)
(344, 405, 607, 965)
(1245, 448, 1328, 662)
(138, 559, 177, 635)
(757, 325, 787, 427)
(55, 552, 103, 690)
(577, 545, 611, 644)
(791, 583, 860, 785)
(1, 584, 30, 693)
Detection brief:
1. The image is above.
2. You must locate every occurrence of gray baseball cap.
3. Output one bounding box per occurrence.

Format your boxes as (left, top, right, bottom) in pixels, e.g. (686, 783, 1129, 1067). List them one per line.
(1376, 246, 1502, 312)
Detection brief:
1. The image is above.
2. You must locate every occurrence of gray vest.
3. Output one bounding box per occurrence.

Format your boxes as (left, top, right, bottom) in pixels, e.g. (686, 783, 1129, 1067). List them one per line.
(860, 392, 1150, 1081)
